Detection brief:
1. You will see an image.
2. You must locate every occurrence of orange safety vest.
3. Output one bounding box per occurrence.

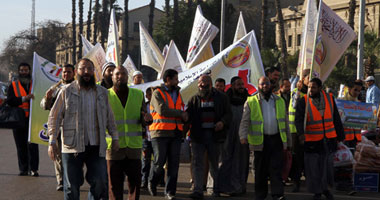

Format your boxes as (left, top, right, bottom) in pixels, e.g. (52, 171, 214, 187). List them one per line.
(149, 88, 184, 131)
(344, 128, 362, 142)
(304, 91, 337, 142)
(12, 80, 32, 117)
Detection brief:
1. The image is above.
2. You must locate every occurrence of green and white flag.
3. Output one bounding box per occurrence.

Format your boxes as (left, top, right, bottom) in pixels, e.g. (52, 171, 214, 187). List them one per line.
(29, 52, 62, 145)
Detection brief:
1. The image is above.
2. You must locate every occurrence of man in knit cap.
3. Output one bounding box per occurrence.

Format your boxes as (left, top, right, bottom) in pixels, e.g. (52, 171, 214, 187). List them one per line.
(133, 71, 143, 85)
(99, 62, 116, 89)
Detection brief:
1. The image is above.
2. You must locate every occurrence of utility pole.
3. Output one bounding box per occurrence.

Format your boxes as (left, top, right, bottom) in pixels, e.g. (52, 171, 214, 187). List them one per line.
(220, 0, 225, 52)
(31, 0, 36, 37)
(357, 0, 365, 79)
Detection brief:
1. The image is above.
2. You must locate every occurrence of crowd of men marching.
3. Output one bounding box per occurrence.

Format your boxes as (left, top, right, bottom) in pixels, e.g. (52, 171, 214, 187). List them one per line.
(6, 60, 380, 200)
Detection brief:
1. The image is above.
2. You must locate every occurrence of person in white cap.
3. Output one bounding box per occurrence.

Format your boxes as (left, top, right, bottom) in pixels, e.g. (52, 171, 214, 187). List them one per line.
(364, 75, 380, 104)
(99, 62, 116, 89)
(133, 71, 143, 85)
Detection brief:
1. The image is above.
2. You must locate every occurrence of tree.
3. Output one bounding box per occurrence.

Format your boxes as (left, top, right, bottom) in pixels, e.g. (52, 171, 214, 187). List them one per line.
(72, 0, 77, 63)
(86, 0, 92, 41)
(78, 0, 84, 57)
(348, 0, 356, 29)
(173, 0, 179, 36)
(101, 0, 109, 48)
(148, 0, 155, 35)
(363, 32, 380, 77)
(93, 0, 100, 43)
(274, 0, 288, 78)
(121, 0, 129, 61)
(165, 0, 170, 18)
(260, 0, 268, 49)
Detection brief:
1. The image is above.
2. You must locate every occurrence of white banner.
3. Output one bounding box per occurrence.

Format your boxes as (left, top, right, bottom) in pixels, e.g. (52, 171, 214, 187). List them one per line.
(122, 55, 137, 84)
(132, 31, 265, 103)
(297, 0, 318, 77)
(162, 44, 169, 57)
(139, 21, 164, 73)
(84, 43, 106, 81)
(233, 12, 247, 43)
(81, 34, 94, 57)
(186, 5, 219, 69)
(29, 53, 62, 145)
(158, 40, 186, 79)
(105, 8, 120, 66)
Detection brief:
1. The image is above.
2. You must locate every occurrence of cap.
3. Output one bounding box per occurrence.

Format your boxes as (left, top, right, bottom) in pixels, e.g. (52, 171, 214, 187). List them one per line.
(101, 62, 116, 75)
(365, 76, 375, 82)
(133, 71, 142, 77)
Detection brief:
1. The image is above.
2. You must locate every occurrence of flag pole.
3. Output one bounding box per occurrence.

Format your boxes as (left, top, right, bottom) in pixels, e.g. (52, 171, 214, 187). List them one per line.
(220, 0, 225, 52)
(357, 0, 365, 80)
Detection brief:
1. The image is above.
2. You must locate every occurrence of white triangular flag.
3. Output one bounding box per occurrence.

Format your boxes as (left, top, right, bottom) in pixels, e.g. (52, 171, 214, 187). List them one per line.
(233, 12, 247, 42)
(105, 8, 120, 66)
(139, 22, 164, 73)
(158, 40, 186, 79)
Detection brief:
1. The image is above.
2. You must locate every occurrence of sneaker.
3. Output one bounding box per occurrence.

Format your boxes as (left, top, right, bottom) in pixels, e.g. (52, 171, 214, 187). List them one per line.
(323, 190, 334, 200)
(141, 182, 147, 189)
(147, 183, 157, 196)
(273, 195, 286, 200)
(165, 193, 175, 200)
(30, 171, 39, 177)
(211, 192, 220, 197)
(56, 185, 63, 191)
(18, 171, 28, 176)
(313, 194, 322, 200)
(189, 192, 204, 199)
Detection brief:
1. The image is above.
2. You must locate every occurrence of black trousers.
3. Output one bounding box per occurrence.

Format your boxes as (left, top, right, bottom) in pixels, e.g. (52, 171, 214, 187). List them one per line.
(254, 134, 284, 200)
(290, 134, 304, 182)
(12, 121, 39, 172)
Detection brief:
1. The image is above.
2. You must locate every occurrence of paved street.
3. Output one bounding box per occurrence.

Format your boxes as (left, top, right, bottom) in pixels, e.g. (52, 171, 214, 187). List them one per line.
(1, 128, 379, 200)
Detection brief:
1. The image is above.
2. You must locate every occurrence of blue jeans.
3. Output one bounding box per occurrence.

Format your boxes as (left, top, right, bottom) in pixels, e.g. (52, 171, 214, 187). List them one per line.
(141, 139, 153, 185)
(149, 136, 182, 195)
(62, 146, 108, 200)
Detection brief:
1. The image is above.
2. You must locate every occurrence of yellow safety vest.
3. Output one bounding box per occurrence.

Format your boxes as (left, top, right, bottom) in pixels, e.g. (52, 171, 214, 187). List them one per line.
(288, 88, 304, 134)
(106, 87, 143, 149)
(247, 95, 287, 148)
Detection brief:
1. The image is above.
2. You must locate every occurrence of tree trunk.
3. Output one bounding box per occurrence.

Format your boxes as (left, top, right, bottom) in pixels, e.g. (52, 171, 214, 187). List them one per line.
(187, 0, 192, 15)
(275, 0, 288, 78)
(78, 0, 83, 58)
(72, 0, 77, 63)
(348, 0, 356, 29)
(121, 0, 129, 61)
(86, 0, 92, 41)
(93, 0, 100, 43)
(165, 0, 170, 18)
(101, 0, 109, 49)
(261, 0, 268, 49)
(148, 0, 155, 35)
(173, 0, 179, 37)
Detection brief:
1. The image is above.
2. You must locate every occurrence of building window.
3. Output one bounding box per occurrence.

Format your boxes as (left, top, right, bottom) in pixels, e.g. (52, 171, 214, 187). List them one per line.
(297, 34, 301, 46)
(288, 35, 293, 47)
(134, 22, 139, 32)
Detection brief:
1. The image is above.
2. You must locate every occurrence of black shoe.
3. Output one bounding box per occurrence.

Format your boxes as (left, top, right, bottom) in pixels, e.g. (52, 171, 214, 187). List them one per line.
(30, 171, 39, 177)
(165, 193, 175, 200)
(292, 182, 300, 193)
(141, 182, 147, 189)
(147, 183, 157, 196)
(18, 171, 28, 176)
(323, 190, 334, 200)
(56, 185, 63, 191)
(273, 195, 286, 200)
(189, 192, 204, 199)
(313, 194, 322, 200)
(211, 192, 220, 197)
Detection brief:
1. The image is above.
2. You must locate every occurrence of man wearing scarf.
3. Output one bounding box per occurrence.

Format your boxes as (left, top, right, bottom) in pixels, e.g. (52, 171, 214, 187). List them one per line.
(218, 76, 249, 196)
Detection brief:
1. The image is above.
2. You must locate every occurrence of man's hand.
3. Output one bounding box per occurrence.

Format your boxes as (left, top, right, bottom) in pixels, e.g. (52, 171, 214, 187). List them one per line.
(296, 80, 303, 91)
(144, 113, 153, 123)
(112, 140, 120, 152)
(240, 138, 248, 144)
(215, 121, 224, 132)
(48, 144, 58, 161)
(298, 134, 305, 145)
(25, 94, 35, 101)
(45, 89, 54, 99)
(181, 112, 189, 122)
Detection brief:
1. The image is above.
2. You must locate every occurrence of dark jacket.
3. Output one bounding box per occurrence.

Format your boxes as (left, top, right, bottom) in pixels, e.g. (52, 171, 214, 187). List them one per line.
(186, 88, 232, 143)
(295, 92, 344, 153)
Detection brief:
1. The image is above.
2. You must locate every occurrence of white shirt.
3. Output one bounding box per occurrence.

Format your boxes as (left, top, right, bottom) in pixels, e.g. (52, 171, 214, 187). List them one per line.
(81, 88, 100, 145)
(260, 94, 279, 135)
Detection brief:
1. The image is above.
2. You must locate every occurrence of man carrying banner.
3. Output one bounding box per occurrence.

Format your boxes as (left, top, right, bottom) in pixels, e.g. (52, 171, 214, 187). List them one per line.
(148, 69, 188, 200)
(106, 66, 152, 200)
(186, 74, 231, 199)
(99, 62, 116, 89)
(219, 76, 249, 196)
(295, 78, 344, 200)
(240, 76, 291, 200)
(7, 62, 39, 177)
(48, 58, 119, 200)
(365, 76, 380, 104)
(214, 78, 226, 93)
(40, 64, 75, 191)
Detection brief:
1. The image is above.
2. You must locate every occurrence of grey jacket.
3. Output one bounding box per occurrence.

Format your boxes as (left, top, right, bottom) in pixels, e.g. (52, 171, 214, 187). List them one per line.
(239, 93, 292, 151)
(48, 81, 118, 157)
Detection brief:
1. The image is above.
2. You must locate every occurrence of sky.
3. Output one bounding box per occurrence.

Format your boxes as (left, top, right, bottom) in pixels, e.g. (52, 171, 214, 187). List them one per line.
(0, 0, 166, 50)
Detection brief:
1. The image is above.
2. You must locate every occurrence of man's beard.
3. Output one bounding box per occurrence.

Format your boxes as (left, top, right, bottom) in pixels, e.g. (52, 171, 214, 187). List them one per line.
(114, 81, 128, 91)
(78, 74, 96, 88)
(198, 88, 211, 99)
(63, 78, 74, 84)
(104, 75, 113, 85)
(19, 74, 31, 85)
(260, 89, 271, 99)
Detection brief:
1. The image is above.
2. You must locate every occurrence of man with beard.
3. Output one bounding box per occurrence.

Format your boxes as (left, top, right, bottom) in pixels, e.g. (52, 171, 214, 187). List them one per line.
(148, 69, 188, 200)
(106, 66, 152, 200)
(279, 78, 291, 108)
(218, 76, 249, 196)
(288, 69, 309, 192)
(48, 58, 120, 200)
(99, 62, 116, 89)
(7, 62, 39, 176)
(240, 76, 291, 200)
(214, 78, 226, 93)
(295, 78, 344, 200)
(266, 66, 281, 92)
(40, 64, 75, 191)
(187, 74, 231, 199)
(132, 71, 144, 85)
